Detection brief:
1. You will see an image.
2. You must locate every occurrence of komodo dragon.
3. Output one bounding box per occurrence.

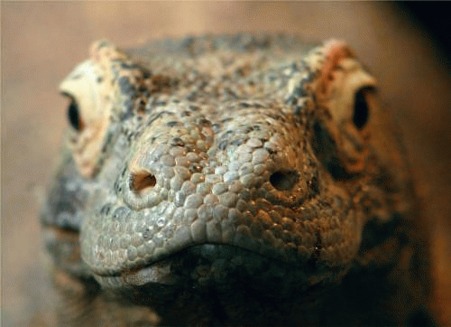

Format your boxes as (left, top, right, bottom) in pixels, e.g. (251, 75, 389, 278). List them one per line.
(41, 34, 435, 326)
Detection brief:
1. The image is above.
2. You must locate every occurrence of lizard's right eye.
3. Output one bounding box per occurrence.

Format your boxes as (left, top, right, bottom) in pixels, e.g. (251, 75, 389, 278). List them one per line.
(67, 98, 84, 132)
(58, 58, 116, 177)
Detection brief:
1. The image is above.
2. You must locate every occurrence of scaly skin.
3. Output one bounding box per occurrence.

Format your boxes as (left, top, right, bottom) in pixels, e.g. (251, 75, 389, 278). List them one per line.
(41, 35, 434, 326)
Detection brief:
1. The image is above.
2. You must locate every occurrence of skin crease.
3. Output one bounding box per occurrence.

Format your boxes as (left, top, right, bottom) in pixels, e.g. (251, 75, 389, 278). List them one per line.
(41, 35, 435, 326)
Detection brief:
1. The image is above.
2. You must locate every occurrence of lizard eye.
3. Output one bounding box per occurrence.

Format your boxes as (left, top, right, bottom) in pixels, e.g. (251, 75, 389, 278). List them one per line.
(58, 40, 150, 178)
(313, 83, 376, 179)
(310, 43, 377, 178)
(59, 59, 111, 178)
(352, 87, 372, 130)
(66, 96, 84, 132)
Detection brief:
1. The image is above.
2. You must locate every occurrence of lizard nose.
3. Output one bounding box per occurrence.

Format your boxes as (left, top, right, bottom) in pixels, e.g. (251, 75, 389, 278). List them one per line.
(117, 141, 184, 210)
(269, 170, 299, 191)
(129, 170, 157, 195)
(117, 112, 215, 211)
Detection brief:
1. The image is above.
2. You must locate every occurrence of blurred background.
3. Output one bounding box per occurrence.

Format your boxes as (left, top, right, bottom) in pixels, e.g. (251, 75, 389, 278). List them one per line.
(2, 2, 450, 326)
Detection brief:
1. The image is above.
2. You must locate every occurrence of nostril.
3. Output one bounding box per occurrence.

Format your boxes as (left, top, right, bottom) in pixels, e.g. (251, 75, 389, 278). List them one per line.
(130, 171, 156, 194)
(270, 171, 299, 191)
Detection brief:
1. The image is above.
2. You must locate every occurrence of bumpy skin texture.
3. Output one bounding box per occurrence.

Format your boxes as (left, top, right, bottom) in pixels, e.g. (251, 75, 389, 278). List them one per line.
(41, 35, 434, 326)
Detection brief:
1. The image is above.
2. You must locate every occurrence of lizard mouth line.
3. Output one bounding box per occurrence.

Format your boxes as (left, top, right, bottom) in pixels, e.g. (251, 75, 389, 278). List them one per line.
(92, 243, 307, 289)
(43, 225, 80, 241)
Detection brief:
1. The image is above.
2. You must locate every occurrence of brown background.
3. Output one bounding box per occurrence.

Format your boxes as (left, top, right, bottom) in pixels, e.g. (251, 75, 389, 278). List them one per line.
(2, 2, 450, 326)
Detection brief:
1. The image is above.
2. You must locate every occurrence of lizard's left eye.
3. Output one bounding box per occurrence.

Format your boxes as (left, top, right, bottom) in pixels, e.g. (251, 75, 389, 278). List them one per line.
(311, 54, 377, 178)
(352, 87, 372, 130)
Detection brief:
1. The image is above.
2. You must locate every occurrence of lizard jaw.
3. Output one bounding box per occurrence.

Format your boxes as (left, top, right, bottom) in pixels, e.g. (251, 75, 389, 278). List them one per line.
(91, 243, 343, 295)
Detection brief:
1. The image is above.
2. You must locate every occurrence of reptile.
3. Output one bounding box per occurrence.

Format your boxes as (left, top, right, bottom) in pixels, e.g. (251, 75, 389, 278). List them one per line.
(41, 34, 435, 326)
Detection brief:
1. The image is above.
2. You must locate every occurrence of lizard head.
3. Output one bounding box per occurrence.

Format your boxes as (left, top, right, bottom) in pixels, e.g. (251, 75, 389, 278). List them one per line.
(42, 36, 413, 301)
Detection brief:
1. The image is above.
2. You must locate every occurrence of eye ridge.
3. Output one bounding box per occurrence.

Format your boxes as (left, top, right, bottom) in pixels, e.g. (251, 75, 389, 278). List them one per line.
(352, 87, 373, 129)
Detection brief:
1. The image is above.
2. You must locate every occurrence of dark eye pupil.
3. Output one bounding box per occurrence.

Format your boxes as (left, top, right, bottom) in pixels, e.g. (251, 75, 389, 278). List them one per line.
(67, 100, 82, 131)
(353, 88, 371, 129)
